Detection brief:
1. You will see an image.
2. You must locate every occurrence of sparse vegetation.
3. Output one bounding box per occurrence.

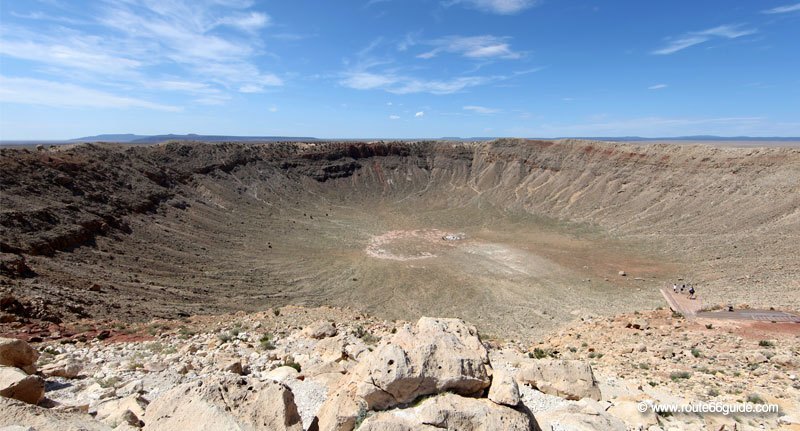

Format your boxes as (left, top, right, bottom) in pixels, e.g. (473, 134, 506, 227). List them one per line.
(758, 340, 775, 347)
(259, 333, 276, 350)
(670, 371, 691, 381)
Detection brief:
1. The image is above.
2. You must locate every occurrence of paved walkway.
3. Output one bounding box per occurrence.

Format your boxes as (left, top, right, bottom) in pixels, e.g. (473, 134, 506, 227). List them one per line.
(660, 288, 702, 318)
(661, 287, 800, 323)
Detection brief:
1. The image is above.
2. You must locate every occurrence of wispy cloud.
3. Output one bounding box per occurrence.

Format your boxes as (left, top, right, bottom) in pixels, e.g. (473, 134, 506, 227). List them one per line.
(340, 72, 494, 95)
(648, 83, 668, 90)
(0, 0, 282, 106)
(652, 24, 757, 55)
(0, 76, 180, 111)
(463, 105, 500, 114)
(445, 0, 539, 15)
(416, 35, 522, 60)
(415, 111, 425, 118)
(762, 3, 800, 14)
(388, 114, 400, 120)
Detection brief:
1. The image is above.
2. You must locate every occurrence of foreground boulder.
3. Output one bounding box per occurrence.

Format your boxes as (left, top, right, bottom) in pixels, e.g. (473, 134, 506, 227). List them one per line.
(95, 394, 149, 427)
(358, 393, 533, 431)
(0, 338, 39, 374)
(488, 369, 520, 407)
(515, 359, 600, 401)
(0, 366, 44, 404)
(316, 317, 491, 431)
(533, 401, 626, 431)
(41, 359, 83, 379)
(302, 321, 338, 339)
(143, 375, 302, 431)
(0, 397, 110, 431)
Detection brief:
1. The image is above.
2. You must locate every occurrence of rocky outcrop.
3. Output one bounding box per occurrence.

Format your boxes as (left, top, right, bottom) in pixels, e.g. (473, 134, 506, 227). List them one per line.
(41, 358, 83, 379)
(0, 337, 39, 374)
(302, 321, 338, 339)
(533, 401, 627, 431)
(315, 317, 491, 430)
(0, 366, 45, 405)
(488, 369, 520, 407)
(143, 375, 303, 431)
(0, 397, 111, 431)
(515, 359, 600, 401)
(358, 393, 533, 431)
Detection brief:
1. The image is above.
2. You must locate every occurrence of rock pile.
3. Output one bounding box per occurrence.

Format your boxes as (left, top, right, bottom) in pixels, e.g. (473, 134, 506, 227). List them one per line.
(0, 306, 796, 430)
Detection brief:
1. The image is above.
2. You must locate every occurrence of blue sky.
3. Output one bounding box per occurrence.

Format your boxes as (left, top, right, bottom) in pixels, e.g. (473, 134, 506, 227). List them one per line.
(0, 0, 798, 139)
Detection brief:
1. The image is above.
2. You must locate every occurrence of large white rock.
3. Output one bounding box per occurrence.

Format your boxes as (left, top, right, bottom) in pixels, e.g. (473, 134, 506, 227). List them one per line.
(40, 359, 83, 379)
(0, 366, 44, 405)
(0, 338, 38, 375)
(533, 401, 627, 431)
(359, 393, 533, 431)
(143, 375, 303, 431)
(515, 359, 601, 401)
(95, 394, 148, 427)
(315, 317, 491, 431)
(0, 397, 111, 431)
(302, 321, 337, 339)
(488, 369, 520, 407)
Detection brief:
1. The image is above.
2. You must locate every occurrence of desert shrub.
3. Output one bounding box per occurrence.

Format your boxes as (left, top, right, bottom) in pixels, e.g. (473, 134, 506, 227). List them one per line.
(259, 333, 276, 350)
(670, 371, 691, 381)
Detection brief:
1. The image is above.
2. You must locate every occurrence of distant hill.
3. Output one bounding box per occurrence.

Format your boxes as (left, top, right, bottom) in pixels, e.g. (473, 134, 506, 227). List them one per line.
(70, 134, 150, 142)
(556, 135, 800, 142)
(70, 133, 318, 143)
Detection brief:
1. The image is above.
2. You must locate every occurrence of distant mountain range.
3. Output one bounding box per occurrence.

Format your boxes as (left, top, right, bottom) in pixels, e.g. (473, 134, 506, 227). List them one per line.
(1, 134, 797, 146)
(70, 133, 319, 143)
(556, 135, 800, 142)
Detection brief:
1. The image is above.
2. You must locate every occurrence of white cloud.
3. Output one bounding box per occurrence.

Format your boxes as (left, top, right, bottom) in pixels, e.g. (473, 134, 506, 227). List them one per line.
(389, 114, 400, 120)
(340, 72, 400, 90)
(762, 3, 800, 14)
(446, 0, 539, 15)
(463, 105, 499, 114)
(268, 106, 278, 112)
(215, 11, 270, 32)
(417, 35, 522, 60)
(340, 72, 492, 95)
(415, 111, 425, 118)
(648, 84, 668, 90)
(0, 0, 283, 105)
(0, 75, 180, 111)
(652, 24, 756, 55)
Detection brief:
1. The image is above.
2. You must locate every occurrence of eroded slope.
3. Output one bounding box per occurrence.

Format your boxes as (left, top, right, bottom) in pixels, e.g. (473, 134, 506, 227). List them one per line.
(1, 140, 798, 335)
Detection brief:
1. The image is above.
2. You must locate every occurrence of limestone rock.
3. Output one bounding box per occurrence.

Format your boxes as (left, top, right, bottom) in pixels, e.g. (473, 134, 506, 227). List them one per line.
(770, 354, 797, 367)
(607, 400, 658, 428)
(143, 375, 302, 431)
(359, 393, 533, 431)
(313, 391, 367, 431)
(0, 397, 110, 431)
(516, 359, 601, 401)
(0, 366, 45, 405)
(534, 402, 626, 431)
(265, 366, 300, 382)
(220, 359, 243, 375)
(315, 317, 490, 431)
(95, 395, 148, 427)
(488, 369, 520, 406)
(41, 359, 83, 379)
(0, 338, 38, 375)
(302, 321, 337, 339)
